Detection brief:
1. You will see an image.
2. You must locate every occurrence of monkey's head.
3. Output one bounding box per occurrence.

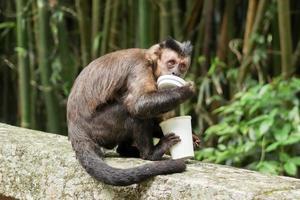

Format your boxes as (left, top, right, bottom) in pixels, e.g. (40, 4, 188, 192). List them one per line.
(147, 38, 193, 79)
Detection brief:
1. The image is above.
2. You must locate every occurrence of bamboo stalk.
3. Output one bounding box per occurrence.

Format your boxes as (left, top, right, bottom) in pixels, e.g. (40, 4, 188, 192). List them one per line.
(121, 0, 128, 48)
(16, 0, 31, 128)
(91, 0, 101, 59)
(278, 0, 293, 78)
(191, 7, 205, 76)
(127, 0, 135, 47)
(243, 0, 257, 55)
(100, 0, 112, 55)
(36, 0, 61, 133)
(238, 0, 267, 87)
(184, 0, 203, 39)
(75, 0, 91, 66)
(138, 0, 150, 48)
(28, 1, 37, 129)
(55, 8, 77, 93)
(159, 0, 171, 40)
(109, 0, 119, 51)
(271, 13, 281, 76)
(202, 0, 214, 72)
(292, 40, 300, 69)
(217, 0, 235, 62)
(171, 0, 181, 39)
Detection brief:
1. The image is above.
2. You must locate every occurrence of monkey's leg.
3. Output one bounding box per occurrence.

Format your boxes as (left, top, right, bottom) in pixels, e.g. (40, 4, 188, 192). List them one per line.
(116, 141, 140, 158)
(132, 120, 180, 161)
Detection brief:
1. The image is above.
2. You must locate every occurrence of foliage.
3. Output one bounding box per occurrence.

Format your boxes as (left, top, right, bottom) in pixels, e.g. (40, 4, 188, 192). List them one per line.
(196, 78, 300, 177)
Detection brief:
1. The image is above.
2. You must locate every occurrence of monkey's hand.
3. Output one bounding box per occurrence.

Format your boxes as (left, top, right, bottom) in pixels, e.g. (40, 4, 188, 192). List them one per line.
(179, 81, 196, 98)
(185, 81, 196, 93)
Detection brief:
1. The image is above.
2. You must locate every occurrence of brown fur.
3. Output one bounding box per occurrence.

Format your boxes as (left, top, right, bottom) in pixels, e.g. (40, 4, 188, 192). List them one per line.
(67, 42, 194, 186)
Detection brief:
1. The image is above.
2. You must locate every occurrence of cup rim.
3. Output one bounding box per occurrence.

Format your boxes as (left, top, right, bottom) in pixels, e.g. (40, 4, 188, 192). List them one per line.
(157, 75, 186, 85)
(157, 79, 184, 88)
(159, 115, 192, 127)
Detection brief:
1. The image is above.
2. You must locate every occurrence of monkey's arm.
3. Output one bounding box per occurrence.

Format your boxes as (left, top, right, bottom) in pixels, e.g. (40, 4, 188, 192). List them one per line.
(124, 65, 194, 118)
(133, 87, 193, 118)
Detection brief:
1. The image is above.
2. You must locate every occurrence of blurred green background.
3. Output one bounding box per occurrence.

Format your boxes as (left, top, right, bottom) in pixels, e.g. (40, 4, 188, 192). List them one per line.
(0, 0, 300, 177)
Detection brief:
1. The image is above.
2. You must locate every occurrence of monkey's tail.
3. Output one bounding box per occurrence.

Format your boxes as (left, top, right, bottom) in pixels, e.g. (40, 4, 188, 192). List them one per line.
(73, 140, 186, 186)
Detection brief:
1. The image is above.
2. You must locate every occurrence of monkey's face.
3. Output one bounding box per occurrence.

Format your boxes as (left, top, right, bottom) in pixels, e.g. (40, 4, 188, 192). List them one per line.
(155, 49, 191, 78)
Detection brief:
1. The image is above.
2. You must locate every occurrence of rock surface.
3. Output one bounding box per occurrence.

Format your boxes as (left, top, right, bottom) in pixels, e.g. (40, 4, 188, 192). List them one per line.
(0, 123, 300, 200)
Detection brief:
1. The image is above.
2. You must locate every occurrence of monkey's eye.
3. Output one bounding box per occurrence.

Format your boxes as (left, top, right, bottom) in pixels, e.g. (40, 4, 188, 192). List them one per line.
(167, 60, 176, 66)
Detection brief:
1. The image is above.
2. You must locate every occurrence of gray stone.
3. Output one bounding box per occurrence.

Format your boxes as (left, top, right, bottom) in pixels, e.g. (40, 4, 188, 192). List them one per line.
(0, 123, 300, 200)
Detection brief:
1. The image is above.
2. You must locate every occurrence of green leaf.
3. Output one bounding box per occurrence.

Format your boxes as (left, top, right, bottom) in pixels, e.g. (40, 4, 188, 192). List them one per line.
(244, 141, 255, 152)
(265, 142, 281, 152)
(283, 162, 297, 176)
(274, 124, 290, 142)
(195, 148, 215, 160)
(249, 103, 260, 115)
(256, 161, 279, 175)
(291, 157, 300, 166)
(258, 84, 270, 96)
(215, 151, 230, 163)
(282, 133, 300, 145)
(217, 135, 228, 143)
(259, 118, 273, 135)
(279, 152, 290, 162)
(248, 115, 269, 125)
(0, 22, 15, 29)
(218, 144, 226, 151)
(249, 128, 257, 141)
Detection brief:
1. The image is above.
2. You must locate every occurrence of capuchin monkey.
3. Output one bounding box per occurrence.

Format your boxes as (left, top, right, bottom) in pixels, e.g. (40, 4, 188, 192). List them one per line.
(67, 38, 196, 186)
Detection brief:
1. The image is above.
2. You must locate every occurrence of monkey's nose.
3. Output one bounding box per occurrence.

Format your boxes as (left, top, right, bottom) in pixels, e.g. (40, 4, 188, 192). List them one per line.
(172, 72, 180, 76)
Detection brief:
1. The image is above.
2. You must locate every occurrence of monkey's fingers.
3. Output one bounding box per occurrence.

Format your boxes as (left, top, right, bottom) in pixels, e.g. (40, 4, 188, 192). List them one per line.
(158, 133, 181, 148)
(184, 81, 196, 95)
(192, 134, 201, 149)
(164, 133, 176, 137)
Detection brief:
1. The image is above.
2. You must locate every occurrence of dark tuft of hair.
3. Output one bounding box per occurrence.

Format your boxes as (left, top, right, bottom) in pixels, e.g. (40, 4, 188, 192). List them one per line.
(160, 37, 193, 56)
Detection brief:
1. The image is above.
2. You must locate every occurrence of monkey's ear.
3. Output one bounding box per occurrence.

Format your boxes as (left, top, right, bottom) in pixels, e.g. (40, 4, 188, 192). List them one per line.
(146, 44, 161, 63)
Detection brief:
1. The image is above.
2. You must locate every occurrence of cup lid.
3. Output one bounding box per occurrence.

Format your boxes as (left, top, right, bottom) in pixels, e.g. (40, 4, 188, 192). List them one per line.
(157, 75, 186, 85)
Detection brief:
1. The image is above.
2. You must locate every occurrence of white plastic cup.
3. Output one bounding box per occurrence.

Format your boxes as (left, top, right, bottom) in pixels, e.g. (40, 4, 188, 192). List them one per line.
(159, 116, 194, 159)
